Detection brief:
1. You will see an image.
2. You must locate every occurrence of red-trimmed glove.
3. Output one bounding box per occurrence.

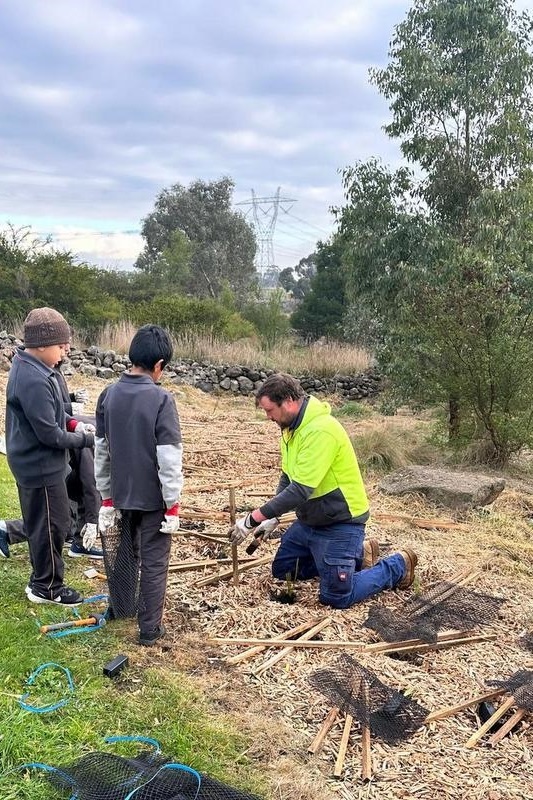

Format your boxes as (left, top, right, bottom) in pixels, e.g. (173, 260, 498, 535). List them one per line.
(160, 503, 180, 534)
(98, 498, 120, 533)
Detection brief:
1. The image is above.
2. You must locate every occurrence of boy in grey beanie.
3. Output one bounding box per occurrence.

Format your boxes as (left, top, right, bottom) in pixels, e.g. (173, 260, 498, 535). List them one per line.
(5, 307, 94, 605)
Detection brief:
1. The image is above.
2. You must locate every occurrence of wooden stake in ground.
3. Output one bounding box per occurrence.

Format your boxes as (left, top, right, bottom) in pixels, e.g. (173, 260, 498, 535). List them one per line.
(229, 487, 239, 586)
(333, 714, 353, 778)
(308, 706, 340, 754)
(361, 682, 372, 782)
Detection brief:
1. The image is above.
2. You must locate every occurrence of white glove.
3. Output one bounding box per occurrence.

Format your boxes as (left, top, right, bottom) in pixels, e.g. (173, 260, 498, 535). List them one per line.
(229, 513, 257, 545)
(160, 514, 180, 534)
(75, 388, 89, 403)
(74, 421, 96, 434)
(98, 503, 120, 533)
(81, 522, 98, 550)
(253, 518, 280, 540)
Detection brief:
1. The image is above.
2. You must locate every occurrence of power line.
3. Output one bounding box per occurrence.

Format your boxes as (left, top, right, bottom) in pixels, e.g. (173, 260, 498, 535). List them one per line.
(283, 210, 331, 236)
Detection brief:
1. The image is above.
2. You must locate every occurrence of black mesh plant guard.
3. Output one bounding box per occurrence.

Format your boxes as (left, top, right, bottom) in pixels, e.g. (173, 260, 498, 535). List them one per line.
(308, 654, 428, 745)
(46, 750, 262, 800)
(363, 582, 504, 643)
(487, 670, 533, 713)
(101, 514, 140, 619)
(518, 632, 533, 652)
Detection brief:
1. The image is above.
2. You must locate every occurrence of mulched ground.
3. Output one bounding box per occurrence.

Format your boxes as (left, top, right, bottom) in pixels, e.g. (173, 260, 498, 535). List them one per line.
(2, 374, 532, 799)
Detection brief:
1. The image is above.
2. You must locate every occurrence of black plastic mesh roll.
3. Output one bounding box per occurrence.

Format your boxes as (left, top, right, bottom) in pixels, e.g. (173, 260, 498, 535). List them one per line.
(100, 514, 140, 619)
(487, 670, 533, 713)
(309, 654, 428, 744)
(47, 750, 262, 799)
(363, 583, 504, 643)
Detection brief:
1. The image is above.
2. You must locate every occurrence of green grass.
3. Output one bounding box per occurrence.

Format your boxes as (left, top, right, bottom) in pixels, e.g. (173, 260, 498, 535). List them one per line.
(0, 457, 266, 799)
(332, 401, 371, 419)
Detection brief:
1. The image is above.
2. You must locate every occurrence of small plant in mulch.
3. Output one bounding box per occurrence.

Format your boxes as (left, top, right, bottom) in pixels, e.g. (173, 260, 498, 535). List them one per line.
(269, 572, 297, 604)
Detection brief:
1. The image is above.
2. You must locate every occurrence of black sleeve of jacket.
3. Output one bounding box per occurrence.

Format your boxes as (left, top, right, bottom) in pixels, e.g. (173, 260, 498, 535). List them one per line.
(259, 480, 314, 519)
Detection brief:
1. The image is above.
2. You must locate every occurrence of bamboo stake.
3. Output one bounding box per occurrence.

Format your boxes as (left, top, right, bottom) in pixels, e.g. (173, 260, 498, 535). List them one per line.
(364, 628, 478, 653)
(425, 689, 507, 722)
(210, 631, 495, 652)
(253, 617, 332, 676)
(210, 636, 363, 650)
(367, 632, 496, 656)
(168, 557, 256, 573)
(195, 554, 271, 588)
(227, 618, 327, 665)
(308, 706, 340, 754)
(488, 708, 526, 746)
(333, 714, 353, 778)
(373, 513, 468, 531)
(229, 487, 239, 586)
(361, 683, 372, 782)
(465, 696, 516, 748)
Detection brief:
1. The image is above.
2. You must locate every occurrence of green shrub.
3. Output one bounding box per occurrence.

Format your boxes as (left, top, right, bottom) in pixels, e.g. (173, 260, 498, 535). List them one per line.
(133, 294, 255, 341)
(333, 401, 371, 419)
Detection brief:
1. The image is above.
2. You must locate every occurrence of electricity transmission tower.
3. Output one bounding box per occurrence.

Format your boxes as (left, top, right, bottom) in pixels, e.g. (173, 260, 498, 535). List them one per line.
(236, 188, 296, 275)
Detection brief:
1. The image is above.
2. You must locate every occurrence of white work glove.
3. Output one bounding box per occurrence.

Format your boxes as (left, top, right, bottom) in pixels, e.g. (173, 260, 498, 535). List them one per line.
(81, 522, 98, 550)
(74, 421, 96, 434)
(159, 505, 180, 534)
(229, 513, 258, 545)
(98, 502, 121, 533)
(253, 518, 280, 540)
(74, 388, 89, 403)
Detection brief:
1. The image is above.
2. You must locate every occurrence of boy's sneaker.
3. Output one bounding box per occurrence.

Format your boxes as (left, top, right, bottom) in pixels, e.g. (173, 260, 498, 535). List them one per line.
(68, 542, 104, 559)
(139, 624, 166, 647)
(0, 520, 10, 558)
(27, 586, 83, 606)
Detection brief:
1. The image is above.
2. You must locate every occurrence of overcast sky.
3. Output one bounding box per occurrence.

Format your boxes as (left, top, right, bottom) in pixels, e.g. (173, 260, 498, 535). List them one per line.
(0, 0, 425, 270)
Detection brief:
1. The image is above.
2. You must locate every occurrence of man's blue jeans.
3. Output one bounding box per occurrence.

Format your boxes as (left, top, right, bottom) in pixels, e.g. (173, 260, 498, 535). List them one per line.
(271, 520, 406, 609)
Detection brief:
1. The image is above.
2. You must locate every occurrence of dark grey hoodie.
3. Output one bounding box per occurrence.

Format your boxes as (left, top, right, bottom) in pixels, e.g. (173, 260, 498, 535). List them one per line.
(6, 348, 94, 488)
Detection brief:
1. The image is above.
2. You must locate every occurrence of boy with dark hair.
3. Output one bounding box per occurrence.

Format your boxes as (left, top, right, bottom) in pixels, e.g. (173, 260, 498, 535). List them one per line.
(5, 307, 95, 605)
(94, 324, 183, 646)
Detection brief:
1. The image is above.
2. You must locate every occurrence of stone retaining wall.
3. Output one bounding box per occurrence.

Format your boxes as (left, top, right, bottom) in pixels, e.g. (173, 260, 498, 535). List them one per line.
(0, 331, 381, 400)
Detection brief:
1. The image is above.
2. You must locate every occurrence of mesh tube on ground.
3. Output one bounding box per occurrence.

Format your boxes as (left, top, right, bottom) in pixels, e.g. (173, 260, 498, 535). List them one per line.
(309, 654, 428, 744)
(101, 515, 140, 619)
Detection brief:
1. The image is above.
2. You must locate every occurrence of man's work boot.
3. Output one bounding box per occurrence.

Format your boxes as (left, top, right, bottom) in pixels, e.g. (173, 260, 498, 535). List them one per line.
(397, 548, 418, 589)
(362, 538, 380, 569)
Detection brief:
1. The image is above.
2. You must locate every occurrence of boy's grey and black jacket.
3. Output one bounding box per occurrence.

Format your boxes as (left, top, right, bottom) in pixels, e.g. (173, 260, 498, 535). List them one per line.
(6, 349, 94, 488)
(94, 373, 183, 510)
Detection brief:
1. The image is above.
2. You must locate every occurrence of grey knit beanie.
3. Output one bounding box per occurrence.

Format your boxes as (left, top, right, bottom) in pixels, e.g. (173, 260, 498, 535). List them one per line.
(23, 307, 71, 348)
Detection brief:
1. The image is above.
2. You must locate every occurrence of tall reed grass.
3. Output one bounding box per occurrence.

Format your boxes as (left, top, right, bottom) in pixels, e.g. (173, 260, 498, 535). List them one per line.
(93, 322, 372, 377)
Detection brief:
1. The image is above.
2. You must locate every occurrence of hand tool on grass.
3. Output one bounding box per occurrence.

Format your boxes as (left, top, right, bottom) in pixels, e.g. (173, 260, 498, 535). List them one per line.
(40, 613, 106, 634)
(83, 567, 107, 580)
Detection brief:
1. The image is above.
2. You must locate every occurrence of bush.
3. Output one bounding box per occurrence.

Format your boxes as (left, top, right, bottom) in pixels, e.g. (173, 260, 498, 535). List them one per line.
(132, 294, 255, 341)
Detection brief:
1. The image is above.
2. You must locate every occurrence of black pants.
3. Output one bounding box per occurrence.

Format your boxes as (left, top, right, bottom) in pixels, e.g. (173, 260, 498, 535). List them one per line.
(130, 509, 171, 633)
(17, 482, 70, 597)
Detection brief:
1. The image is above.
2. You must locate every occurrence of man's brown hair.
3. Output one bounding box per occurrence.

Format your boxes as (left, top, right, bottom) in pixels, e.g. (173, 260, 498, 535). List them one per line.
(255, 372, 305, 406)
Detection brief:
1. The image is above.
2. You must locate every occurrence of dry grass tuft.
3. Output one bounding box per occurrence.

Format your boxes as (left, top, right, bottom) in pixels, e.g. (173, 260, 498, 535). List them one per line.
(91, 322, 372, 377)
